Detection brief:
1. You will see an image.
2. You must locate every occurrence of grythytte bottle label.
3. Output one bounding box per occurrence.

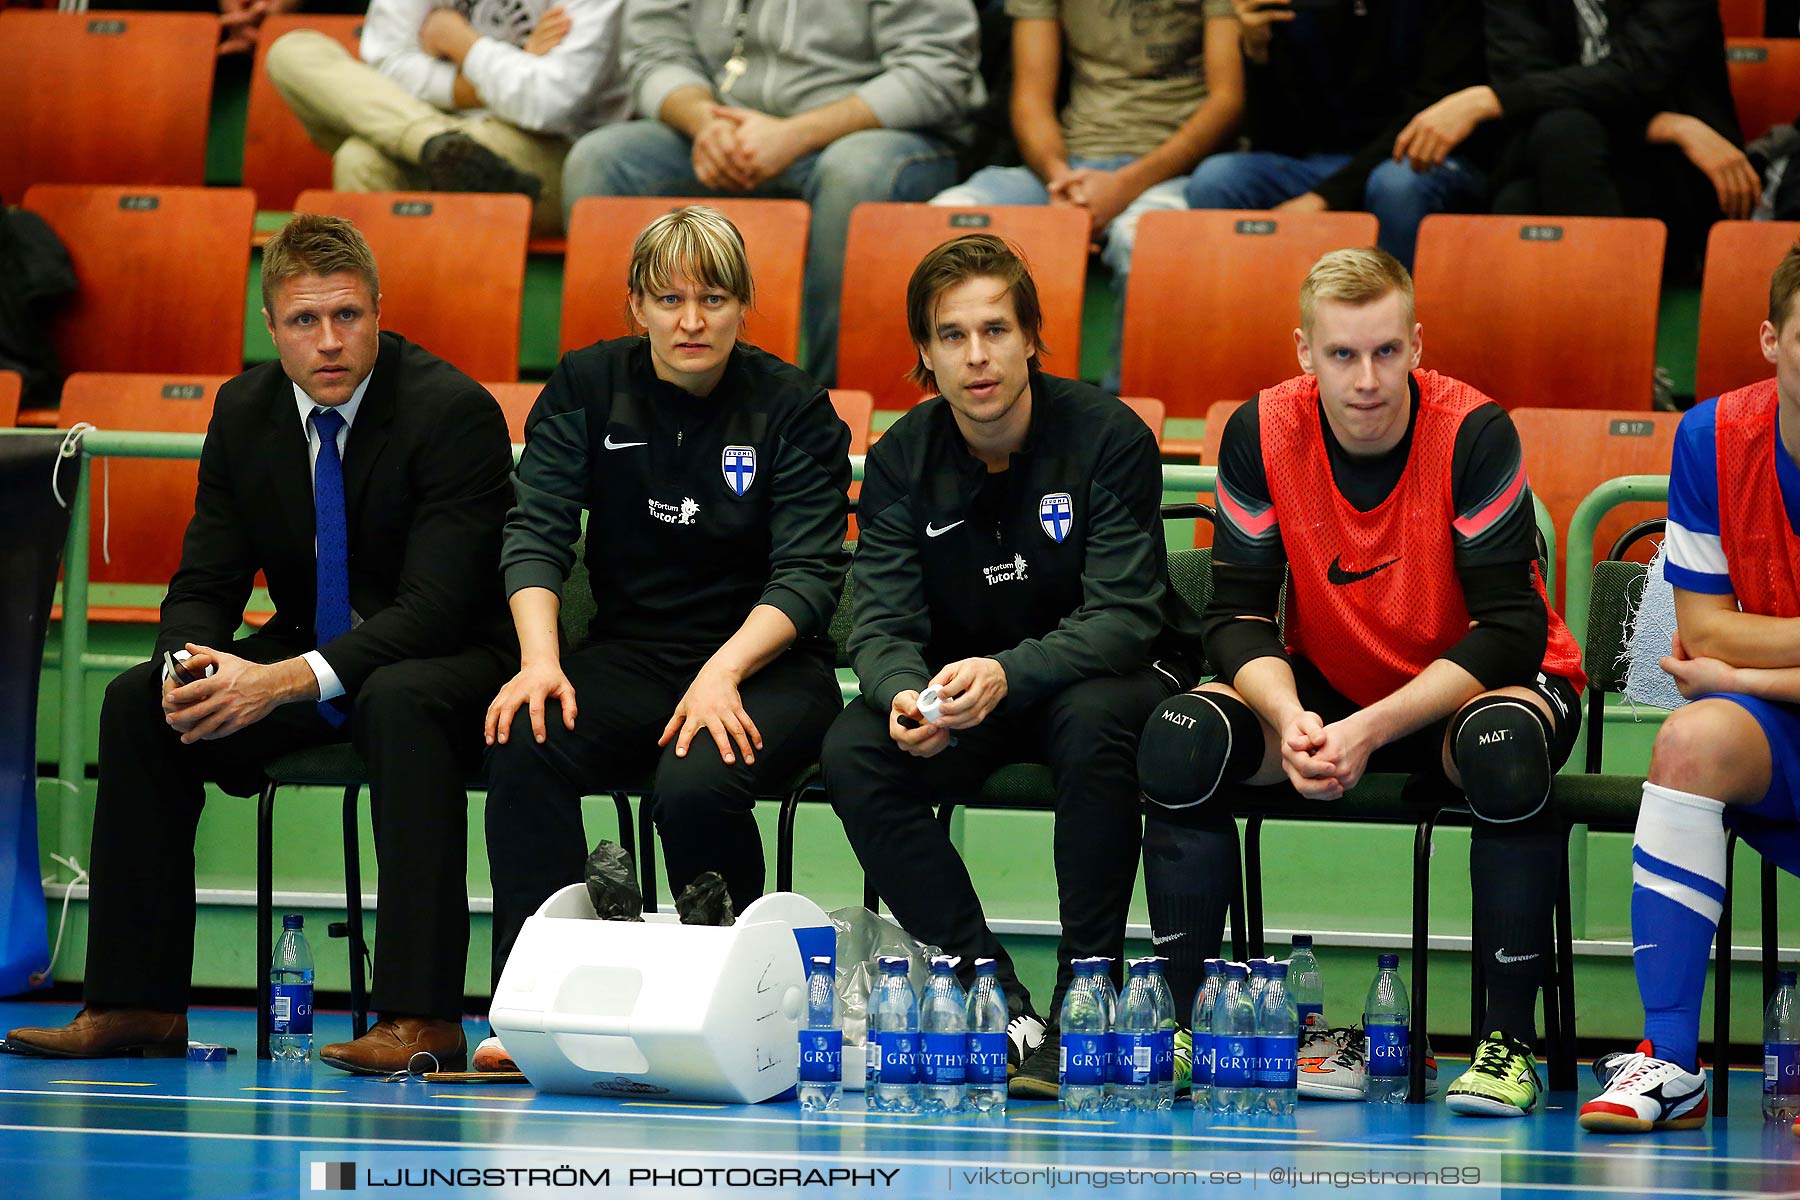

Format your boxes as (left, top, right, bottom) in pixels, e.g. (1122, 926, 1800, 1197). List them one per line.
(1114, 1032, 1156, 1085)
(1213, 1035, 1254, 1088)
(1254, 1035, 1298, 1087)
(1764, 1044, 1800, 1095)
(1060, 1032, 1107, 1086)
(919, 1033, 965, 1085)
(798, 1030, 841, 1083)
(269, 983, 312, 1035)
(1366, 1024, 1409, 1078)
(965, 1031, 1007, 1084)
(1153, 1029, 1175, 1085)
(872, 1031, 920, 1084)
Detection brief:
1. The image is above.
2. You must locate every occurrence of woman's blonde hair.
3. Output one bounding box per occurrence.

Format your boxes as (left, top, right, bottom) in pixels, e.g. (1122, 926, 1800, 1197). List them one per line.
(626, 205, 755, 324)
(1299, 246, 1414, 334)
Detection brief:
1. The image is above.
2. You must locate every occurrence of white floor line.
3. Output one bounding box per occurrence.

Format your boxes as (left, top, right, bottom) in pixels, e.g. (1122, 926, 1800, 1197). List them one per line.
(0, 1086, 1790, 1169)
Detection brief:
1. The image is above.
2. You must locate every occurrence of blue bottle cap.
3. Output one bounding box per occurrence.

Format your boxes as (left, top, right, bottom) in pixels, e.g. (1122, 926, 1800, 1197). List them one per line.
(282, 914, 303, 930)
(1378, 953, 1399, 970)
(1782, 969, 1798, 987)
(1127, 958, 1152, 975)
(1269, 962, 1289, 979)
(1249, 959, 1271, 976)
(1204, 958, 1227, 974)
(877, 956, 910, 974)
(1226, 963, 1248, 980)
(1292, 934, 1313, 949)
(930, 955, 960, 973)
(809, 955, 833, 970)
(974, 957, 998, 976)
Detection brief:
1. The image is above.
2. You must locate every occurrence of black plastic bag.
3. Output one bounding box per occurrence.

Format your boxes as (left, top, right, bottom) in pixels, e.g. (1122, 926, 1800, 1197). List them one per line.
(674, 872, 735, 927)
(584, 841, 643, 921)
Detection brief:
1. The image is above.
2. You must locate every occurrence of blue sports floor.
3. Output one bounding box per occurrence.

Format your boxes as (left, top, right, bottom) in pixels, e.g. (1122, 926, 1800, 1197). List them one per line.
(3, 1001, 1800, 1199)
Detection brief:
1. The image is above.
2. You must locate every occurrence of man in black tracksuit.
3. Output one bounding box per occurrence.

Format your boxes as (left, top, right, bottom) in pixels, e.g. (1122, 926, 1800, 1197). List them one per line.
(819, 233, 1202, 1097)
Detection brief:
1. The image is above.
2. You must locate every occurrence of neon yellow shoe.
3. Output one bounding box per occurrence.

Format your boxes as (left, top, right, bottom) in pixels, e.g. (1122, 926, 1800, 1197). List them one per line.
(1446, 1031, 1541, 1117)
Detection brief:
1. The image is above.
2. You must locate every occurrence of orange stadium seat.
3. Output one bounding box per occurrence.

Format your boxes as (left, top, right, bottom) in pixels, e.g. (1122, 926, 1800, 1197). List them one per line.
(1727, 39, 1800, 144)
(487, 381, 545, 445)
(839, 203, 1091, 411)
(562, 197, 809, 361)
(1120, 396, 1166, 443)
(1696, 220, 1800, 402)
(293, 190, 531, 381)
(0, 10, 218, 203)
(1120, 210, 1380, 432)
(829, 388, 874, 457)
(1413, 214, 1665, 411)
(0, 371, 20, 427)
(1510, 408, 1682, 602)
(1191, 398, 1244, 549)
(56, 372, 236, 622)
(1719, 0, 1767, 36)
(244, 14, 365, 210)
(23, 185, 255, 379)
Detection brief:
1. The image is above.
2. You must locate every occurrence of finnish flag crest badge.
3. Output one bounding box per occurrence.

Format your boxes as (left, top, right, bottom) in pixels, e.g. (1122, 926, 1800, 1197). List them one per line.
(722, 445, 756, 496)
(1039, 492, 1074, 543)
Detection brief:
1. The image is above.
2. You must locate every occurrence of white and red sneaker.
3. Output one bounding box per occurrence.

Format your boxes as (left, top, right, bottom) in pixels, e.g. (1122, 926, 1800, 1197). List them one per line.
(472, 1035, 518, 1073)
(1578, 1040, 1708, 1133)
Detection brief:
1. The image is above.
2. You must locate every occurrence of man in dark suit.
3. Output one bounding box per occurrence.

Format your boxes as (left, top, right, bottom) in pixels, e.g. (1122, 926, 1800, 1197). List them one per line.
(4, 214, 515, 1074)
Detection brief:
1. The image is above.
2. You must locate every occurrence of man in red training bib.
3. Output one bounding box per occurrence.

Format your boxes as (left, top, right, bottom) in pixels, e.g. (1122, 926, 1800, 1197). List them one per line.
(1135, 247, 1584, 1119)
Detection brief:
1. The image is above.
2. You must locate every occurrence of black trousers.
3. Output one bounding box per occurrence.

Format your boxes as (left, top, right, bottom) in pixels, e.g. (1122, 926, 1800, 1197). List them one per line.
(1492, 107, 1723, 272)
(83, 635, 511, 1022)
(483, 641, 842, 989)
(821, 664, 1184, 1021)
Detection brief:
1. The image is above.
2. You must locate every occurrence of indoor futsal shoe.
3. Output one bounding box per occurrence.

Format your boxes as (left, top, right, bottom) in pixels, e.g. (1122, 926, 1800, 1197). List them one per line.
(473, 1035, 517, 1073)
(1006, 1013, 1046, 1075)
(1578, 1041, 1708, 1133)
(1297, 1026, 1368, 1100)
(1445, 1031, 1541, 1117)
(1008, 1029, 1061, 1099)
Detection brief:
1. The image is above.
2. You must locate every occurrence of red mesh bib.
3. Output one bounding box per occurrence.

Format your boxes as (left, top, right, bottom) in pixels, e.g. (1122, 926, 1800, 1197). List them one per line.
(1260, 370, 1584, 706)
(1715, 379, 1800, 618)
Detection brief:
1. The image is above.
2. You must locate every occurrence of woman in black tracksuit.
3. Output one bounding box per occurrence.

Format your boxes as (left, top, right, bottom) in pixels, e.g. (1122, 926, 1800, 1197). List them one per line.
(483, 206, 851, 987)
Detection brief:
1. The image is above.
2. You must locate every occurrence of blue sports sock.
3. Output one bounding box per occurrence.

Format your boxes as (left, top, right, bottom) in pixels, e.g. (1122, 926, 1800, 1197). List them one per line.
(1631, 782, 1728, 1073)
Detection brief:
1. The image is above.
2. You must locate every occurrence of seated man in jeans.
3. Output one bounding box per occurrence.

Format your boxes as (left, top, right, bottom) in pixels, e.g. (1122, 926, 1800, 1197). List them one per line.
(1183, 0, 1492, 268)
(266, 0, 629, 236)
(930, 0, 1243, 391)
(561, 0, 983, 386)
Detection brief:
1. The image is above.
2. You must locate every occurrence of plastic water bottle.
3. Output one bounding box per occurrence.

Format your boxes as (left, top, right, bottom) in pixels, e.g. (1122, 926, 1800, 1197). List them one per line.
(798, 955, 842, 1112)
(964, 958, 1009, 1114)
(867, 956, 920, 1113)
(1286, 935, 1326, 1030)
(269, 914, 315, 1061)
(1059, 959, 1110, 1112)
(919, 956, 967, 1114)
(1190, 959, 1226, 1109)
(1146, 957, 1178, 1110)
(1764, 969, 1800, 1121)
(1113, 960, 1160, 1112)
(1363, 953, 1411, 1104)
(1248, 957, 1274, 1013)
(1255, 962, 1299, 1115)
(1209, 963, 1256, 1114)
(1088, 959, 1120, 1107)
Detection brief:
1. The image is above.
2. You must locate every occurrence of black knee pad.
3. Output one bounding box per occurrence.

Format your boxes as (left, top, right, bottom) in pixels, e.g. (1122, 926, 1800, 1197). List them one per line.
(1137, 691, 1263, 810)
(1451, 696, 1553, 824)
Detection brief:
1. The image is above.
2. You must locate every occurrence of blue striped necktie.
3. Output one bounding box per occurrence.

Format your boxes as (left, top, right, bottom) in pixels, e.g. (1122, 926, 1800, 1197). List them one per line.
(310, 406, 350, 728)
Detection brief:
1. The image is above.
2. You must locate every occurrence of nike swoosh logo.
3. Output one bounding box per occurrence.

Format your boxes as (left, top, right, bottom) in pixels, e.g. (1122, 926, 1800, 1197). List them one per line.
(1151, 931, 1185, 945)
(1493, 948, 1540, 964)
(1326, 554, 1399, 585)
(604, 434, 648, 450)
(926, 520, 965, 538)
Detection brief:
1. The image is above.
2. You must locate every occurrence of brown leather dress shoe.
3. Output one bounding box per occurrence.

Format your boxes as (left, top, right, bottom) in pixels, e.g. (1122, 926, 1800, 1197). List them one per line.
(320, 1016, 466, 1075)
(3, 1007, 187, 1058)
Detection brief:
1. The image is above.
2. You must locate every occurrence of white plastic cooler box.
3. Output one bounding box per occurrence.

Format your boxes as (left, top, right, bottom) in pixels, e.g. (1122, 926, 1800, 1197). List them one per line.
(490, 885, 836, 1103)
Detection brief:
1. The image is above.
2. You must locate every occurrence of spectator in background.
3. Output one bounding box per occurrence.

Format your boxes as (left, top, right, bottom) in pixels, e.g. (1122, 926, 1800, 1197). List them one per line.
(931, 1, 1243, 393)
(265, 0, 629, 236)
(561, 0, 985, 387)
(1183, 0, 1493, 269)
(1449, 0, 1753, 273)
